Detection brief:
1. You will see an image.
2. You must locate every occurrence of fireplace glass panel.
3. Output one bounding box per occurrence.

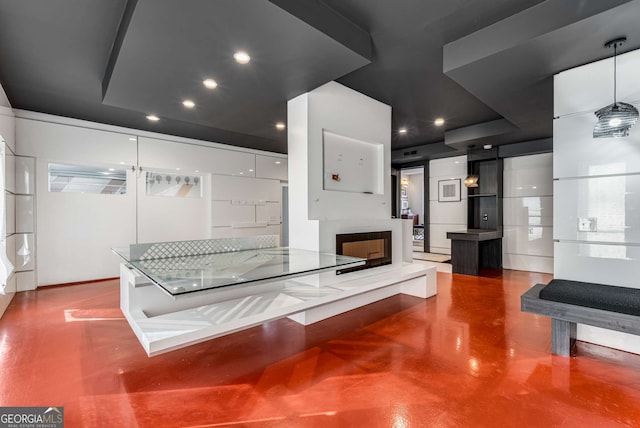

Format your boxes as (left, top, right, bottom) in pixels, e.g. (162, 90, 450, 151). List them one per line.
(336, 231, 392, 274)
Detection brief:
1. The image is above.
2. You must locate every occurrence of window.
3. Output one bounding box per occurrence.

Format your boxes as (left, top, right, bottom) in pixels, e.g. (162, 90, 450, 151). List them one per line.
(48, 163, 127, 194)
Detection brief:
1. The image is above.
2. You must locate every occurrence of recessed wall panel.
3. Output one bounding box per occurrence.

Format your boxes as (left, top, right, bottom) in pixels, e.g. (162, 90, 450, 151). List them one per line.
(554, 241, 640, 288)
(503, 153, 552, 197)
(553, 113, 640, 179)
(554, 175, 640, 244)
(503, 196, 553, 227)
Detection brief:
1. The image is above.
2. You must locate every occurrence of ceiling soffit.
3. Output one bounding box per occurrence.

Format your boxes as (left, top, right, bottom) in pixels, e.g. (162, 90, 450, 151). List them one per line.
(102, 0, 371, 142)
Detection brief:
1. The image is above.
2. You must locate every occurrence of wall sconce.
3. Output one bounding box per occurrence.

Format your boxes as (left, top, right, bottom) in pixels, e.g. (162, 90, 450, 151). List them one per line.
(464, 175, 479, 187)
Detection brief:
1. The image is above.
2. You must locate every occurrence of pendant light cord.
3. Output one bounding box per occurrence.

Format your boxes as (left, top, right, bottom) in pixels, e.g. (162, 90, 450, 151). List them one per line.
(613, 42, 617, 103)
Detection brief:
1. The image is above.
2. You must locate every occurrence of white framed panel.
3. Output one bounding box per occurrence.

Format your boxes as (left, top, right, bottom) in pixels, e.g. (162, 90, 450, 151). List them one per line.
(554, 176, 640, 244)
(429, 156, 467, 178)
(36, 160, 137, 285)
(5, 150, 14, 194)
(5, 234, 15, 268)
(256, 202, 281, 225)
(430, 223, 465, 251)
(0, 110, 16, 153)
(5, 273, 16, 294)
(17, 119, 137, 166)
(15, 156, 35, 195)
(577, 325, 640, 356)
(137, 172, 211, 243)
(322, 130, 383, 194)
(554, 242, 640, 288)
(255, 155, 287, 181)
(304, 82, 391, 221)
(139, 137, 255, 176)
(554, 50, 640, 118)
(503, 253, 553, 274)
(502, 226, 553, 257)
(211, 175, 281, 202)
(211, 201, 255, 227)
(16, 271, 36, 292)
(428, 200, 466, 224)
(503, 153, 552, 197)
(15, 195, 34, 233)
(211, 225, 281, 240)
(5, 192, 14, 236)
(14, 233, 34, 271)
(553, 113, 640, 179)
(503, 196, 553, 227)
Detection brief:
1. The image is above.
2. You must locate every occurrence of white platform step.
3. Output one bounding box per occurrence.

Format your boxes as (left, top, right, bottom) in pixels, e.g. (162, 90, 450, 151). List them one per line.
(123, 263, 437, 356)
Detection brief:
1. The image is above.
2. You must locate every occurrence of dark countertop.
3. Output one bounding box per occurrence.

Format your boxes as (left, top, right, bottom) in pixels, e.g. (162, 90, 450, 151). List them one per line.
(446, 229, 503, 241)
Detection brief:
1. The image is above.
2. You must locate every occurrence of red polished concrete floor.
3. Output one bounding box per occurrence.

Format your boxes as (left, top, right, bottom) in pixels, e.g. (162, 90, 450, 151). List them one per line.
(2, 270, 640, 427)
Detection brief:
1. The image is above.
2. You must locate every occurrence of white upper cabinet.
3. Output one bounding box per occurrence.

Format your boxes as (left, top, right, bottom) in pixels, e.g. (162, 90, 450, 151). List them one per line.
(139, 137, 255, 176)
(255, 154, 287, 181)
(17, 119, 137, 165)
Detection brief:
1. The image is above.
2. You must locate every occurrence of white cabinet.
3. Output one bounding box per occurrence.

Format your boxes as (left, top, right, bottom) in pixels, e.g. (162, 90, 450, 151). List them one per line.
(211, 175, 282, 241)
(255, 154, 287, 180)
(139, 137, 255, 176)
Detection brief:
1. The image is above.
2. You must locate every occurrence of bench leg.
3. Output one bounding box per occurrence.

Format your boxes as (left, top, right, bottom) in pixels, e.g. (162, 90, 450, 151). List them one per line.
(551, 319, 577, 356)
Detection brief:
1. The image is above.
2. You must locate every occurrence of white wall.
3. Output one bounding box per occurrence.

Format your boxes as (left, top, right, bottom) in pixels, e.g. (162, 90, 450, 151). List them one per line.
(554, 47, 640, 354)
(502, 153, 553, 273)
(287, 81, 405, 260)
(288, 81, 393, 252)
(429, 156, 467, 254)
(0, 103, 16, 317)
(18, 120, 138, 285)
(16, 113, 287, 286)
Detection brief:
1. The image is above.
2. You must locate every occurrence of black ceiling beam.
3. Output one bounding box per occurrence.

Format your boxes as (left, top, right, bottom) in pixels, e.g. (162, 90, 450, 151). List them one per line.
(102, 0, 138, 100)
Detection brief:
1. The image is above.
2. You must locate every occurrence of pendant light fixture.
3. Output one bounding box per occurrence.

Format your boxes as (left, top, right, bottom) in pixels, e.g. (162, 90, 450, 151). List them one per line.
(593, 37, 639, 138)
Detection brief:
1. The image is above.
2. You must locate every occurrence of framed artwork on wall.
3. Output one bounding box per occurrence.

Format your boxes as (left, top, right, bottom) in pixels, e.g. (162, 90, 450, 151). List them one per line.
(438, 179, 461, 202)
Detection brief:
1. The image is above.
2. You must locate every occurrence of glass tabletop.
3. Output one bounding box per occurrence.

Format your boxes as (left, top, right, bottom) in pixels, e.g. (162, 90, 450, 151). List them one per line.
(112, 246, 365, 296)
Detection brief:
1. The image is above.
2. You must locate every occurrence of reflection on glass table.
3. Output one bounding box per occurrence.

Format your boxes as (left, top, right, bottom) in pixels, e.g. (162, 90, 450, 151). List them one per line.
(112, 247, 364, 297)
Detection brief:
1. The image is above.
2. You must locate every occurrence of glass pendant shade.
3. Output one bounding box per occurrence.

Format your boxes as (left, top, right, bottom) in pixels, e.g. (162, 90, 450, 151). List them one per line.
(593, 37, 638, 138)
(594, 102, 639, 138)
(464, 175, 479, 187)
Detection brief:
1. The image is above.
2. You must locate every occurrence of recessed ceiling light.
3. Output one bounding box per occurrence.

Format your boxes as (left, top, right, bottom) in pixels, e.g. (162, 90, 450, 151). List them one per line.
(203, 79, 218, 89)
(249, 169, 254, 172)
(434, 118, 445, 126)
(234, 51, 251, 64)
(276, 122, 286, 130)
(483, 144, 492, 150)
(183, 100, 195, 108)
(275, 161, 281, 164)
(146, 114, 159, 122)
(108, 168, 115, 172)
(239, 172, 244, 175)
(399, 128, 407, 134)
(128, 137, 136, 141)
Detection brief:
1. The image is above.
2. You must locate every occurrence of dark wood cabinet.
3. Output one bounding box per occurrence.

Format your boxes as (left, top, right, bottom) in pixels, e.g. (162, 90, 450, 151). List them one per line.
(447, 148, 503, 275)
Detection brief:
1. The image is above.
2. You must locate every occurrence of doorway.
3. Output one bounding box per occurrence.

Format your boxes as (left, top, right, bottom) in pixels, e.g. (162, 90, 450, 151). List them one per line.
(399, 167, 426, 252)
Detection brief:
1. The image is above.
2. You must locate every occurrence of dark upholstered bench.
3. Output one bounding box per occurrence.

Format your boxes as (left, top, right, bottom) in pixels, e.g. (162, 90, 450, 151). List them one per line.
(521, 279, 640, 356)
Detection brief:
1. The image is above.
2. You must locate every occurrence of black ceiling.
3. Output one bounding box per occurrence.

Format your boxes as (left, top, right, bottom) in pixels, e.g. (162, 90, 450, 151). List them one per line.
(0, 0, 639, 158)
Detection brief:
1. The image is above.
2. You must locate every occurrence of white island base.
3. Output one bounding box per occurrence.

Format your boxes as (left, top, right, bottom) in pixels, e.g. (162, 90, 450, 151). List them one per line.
(120, 263, 437, 356)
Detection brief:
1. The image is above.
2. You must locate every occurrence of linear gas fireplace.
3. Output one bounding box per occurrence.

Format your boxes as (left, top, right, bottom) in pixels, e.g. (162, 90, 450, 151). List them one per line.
(336, 231, 392, 274)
